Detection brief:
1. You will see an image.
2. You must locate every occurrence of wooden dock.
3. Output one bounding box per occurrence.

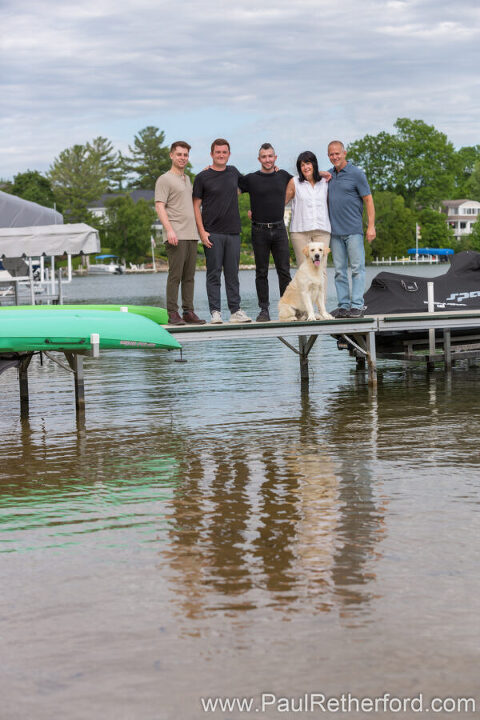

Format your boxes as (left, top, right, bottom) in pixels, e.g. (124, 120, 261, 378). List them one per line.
(168, 310, 480, 386)
(4, 310, 480, 424)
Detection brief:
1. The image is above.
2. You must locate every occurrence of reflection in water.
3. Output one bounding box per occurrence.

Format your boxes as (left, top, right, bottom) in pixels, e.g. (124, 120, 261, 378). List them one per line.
(0, 423, 181, 554)
(3, 271, 480, 719)
(162, 388, 385, 628)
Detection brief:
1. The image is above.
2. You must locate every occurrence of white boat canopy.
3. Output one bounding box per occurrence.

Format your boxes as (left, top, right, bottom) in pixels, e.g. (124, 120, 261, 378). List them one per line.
(0, 189, 63, 227)
(0, 223, 101, 258)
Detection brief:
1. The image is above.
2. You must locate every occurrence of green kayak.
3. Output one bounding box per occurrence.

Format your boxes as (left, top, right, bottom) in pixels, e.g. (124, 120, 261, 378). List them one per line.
(0, 304, 169, 325)
(0, 308, 180, 353)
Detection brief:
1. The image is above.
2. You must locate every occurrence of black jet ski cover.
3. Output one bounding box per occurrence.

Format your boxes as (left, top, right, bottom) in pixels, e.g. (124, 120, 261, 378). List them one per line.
(364, 251, 480, 314)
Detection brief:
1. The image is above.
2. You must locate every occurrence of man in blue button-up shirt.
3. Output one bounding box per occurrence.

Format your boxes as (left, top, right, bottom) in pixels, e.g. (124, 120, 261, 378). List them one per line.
(327, 141, 376, 318)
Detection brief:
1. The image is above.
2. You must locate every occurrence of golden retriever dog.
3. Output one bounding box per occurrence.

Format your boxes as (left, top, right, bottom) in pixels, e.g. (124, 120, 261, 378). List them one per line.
(278, 241, 333, 322)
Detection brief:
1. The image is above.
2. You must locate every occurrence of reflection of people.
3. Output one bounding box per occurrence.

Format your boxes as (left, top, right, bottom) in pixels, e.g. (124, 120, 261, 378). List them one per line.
(192, 138, 251, 325)
(327, 141, 376, 319)
(285, 151, 331, 269)
(155, 141, 205, 325)
(238, 143, 292, 322)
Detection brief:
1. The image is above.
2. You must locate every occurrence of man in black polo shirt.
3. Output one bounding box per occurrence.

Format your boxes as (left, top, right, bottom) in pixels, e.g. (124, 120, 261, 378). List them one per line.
(193, 138, 251, 324)
(238, 143, 292, 322)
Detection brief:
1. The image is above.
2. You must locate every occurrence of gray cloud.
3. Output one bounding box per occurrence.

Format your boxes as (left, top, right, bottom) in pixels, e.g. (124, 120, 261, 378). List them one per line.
(1, 0, 479, 178)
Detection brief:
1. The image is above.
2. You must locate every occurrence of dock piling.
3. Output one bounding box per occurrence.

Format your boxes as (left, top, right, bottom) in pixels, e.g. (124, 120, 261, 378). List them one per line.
(65, 352, 86, 422)
(18, 354, 33, 418)
(366, 331, 377, 386)
(299, 336, 309, 385)
(444, 329, 452, 371)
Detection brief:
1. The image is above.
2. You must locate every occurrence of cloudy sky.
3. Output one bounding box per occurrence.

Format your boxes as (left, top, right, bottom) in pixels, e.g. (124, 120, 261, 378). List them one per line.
(1, 0, 479, 180)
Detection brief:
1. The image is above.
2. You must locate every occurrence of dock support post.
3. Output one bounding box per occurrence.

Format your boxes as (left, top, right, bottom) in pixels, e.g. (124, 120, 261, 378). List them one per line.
(19, 354, 33, 418)
(427, 282, 435, 372)
(443, 329, 452, 372)
(356, 356, 366, 371)
(73, 354, 85, 419)
(299, 335, 309, 386)
(366, 331, 377, 387)
(65, 352, 86, 424)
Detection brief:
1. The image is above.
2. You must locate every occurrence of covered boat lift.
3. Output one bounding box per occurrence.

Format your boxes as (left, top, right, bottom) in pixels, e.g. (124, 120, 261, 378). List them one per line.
(0, 191, 100, 304)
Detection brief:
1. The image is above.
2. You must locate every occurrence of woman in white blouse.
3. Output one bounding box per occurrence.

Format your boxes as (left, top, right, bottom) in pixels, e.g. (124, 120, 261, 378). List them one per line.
(285, 151, 330, 268)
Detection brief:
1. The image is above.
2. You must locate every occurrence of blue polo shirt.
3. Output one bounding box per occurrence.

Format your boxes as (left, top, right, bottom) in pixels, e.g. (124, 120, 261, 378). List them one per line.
(328, 161, 371, 235)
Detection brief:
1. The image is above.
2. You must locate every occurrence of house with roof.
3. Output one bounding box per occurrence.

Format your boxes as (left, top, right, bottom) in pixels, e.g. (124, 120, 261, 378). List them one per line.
(441, 199, 480, 241)
(88, 190, 162, 234)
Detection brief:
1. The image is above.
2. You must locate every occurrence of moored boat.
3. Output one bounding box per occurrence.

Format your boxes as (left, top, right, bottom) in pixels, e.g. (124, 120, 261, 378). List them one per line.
(88, 255, 126, 275)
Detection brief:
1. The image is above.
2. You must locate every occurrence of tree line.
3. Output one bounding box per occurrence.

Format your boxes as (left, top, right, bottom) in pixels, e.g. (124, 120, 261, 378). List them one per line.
(2, 119, 480, 263)
(347, 118, 480, 258)
(1, 127, 175, 263)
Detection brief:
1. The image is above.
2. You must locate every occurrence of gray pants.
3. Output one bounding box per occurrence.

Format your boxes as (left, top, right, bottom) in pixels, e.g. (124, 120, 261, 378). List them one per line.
(165, 239, 198, 313)
(203, 233, 241, 313)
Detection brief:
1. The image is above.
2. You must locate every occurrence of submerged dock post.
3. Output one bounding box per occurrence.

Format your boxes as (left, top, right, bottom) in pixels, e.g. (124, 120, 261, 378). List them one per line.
(366, 331, 377, 387)
(73, 354, 85, 417)
(299, 335, 309, 386)
(427, 282, 436, 372)
(443, 329, 452, 372)
(65, 352, 86, 423)
(18, 355, 33, 418)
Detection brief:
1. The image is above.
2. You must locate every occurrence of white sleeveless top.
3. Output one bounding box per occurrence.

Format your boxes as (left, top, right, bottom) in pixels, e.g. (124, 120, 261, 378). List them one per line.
(290, 176, 330, 233)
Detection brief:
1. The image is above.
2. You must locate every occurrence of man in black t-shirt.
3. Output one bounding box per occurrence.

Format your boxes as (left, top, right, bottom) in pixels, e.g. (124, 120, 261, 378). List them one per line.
(238, 143, 292, 322)
(193, 138, 251, 324)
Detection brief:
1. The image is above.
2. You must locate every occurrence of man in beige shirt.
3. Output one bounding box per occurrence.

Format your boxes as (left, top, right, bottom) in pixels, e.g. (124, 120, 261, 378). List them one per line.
(155, 141, 205, 325)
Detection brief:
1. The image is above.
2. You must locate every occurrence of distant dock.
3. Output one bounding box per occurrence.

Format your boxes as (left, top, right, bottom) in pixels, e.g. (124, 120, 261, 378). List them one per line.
(371, 256, 440, 265)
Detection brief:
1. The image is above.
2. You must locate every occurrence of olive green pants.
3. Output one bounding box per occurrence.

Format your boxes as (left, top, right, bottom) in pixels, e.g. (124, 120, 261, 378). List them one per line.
(165, 239, 199, 313)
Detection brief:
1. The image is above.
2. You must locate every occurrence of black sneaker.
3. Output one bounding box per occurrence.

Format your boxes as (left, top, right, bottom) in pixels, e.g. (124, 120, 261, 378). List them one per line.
(256, 309, 271, 322)
(330, 307, 350, 318)
(348, 307, 365, 318)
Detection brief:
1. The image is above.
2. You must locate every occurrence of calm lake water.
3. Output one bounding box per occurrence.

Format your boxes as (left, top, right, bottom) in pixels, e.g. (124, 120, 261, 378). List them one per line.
(2, 265, 480, 719)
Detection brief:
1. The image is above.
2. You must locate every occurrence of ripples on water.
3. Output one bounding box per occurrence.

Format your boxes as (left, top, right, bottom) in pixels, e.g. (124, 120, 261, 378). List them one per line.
(2, 269, 480, 718)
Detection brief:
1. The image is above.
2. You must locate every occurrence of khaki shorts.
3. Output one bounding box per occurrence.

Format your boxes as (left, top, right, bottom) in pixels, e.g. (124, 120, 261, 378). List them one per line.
(290, 230, 331, 267)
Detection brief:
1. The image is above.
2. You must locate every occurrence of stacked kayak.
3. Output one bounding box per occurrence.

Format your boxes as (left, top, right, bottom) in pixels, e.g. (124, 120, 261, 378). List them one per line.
(0, 307, 180, 353)
(0, 304, 169, 325)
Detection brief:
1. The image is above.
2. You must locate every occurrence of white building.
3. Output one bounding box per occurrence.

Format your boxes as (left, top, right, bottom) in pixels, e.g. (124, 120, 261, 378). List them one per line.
(441, 199, 480, 240)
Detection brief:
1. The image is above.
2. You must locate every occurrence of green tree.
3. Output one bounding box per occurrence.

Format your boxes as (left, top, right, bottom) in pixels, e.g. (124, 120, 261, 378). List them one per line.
(452, 145, 480, 198)
(48, 142, 111, 222)
(123, 126, 172, 189)
(345, 131, 398, 192)
(469, 217, 480, 252)
(348, 118, 457, 207)
(417, 207, 456, 248)
(0, 178, 13, 192)
(466, 160, 480, 202)
(369, 191, 416, 259)
(102, 195, 156, 263)
(238, 192, 252, 246)
(88, 136, 125, 190)
(8, 170, 56, 208)
(393, 118, 456, 206)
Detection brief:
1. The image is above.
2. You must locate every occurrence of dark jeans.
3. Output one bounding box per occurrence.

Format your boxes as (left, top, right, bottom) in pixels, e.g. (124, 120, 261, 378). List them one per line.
(203, 233, 241, 313)
(251, 223, 291, 309)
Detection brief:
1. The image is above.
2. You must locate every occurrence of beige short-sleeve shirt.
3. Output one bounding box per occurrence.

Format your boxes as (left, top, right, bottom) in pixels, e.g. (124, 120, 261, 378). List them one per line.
(155, 171, 199, 240)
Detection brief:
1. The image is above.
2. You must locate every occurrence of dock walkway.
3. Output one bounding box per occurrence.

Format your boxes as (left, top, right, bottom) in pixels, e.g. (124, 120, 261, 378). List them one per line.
(168, 309, 480, 385)
(4, 310, 480, 424)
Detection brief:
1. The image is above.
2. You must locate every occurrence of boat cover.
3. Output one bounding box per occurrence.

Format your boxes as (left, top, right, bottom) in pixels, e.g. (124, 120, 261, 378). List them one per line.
(0, 190, 63, 227)
(364, 251, 480, 314)
(0, 223, 100, 258)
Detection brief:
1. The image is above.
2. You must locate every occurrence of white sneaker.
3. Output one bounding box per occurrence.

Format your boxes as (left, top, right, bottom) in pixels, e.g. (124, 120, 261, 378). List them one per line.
(210, 311, 223, 324)
(229, 309, 252, 323)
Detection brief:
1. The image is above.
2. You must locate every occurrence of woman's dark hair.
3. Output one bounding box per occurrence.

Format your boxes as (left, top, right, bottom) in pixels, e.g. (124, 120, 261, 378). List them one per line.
(296, 151, 321, 182)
